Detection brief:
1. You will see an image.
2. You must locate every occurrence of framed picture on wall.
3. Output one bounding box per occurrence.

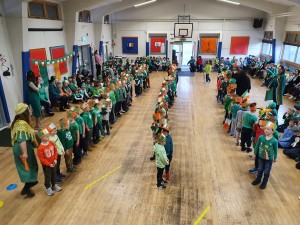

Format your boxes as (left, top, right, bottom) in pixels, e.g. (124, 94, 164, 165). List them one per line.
(230, 36, 250, 55)
(150, 36, 166, 54)
(122, 37, 138, 54)
(200, 37, 218, 54)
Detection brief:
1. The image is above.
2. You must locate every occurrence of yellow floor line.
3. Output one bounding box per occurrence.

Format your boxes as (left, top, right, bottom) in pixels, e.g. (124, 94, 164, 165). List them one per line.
(83, 165, 122, 190)
(193, 206, 211, 225)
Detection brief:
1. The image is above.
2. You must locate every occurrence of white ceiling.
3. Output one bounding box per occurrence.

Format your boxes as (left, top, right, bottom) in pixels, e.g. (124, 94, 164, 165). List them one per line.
(264, 0, 295, 6)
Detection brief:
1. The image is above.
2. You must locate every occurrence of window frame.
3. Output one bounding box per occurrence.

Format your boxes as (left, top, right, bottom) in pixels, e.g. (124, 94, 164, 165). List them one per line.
(281, 44, 300, 67)
(261, 42, 272, 57)
(28, 1, 61, 20)
(78, 10, 92, 23)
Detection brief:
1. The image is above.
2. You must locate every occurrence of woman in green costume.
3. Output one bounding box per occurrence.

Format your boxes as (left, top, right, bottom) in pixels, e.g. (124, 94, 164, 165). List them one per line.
(27, 71, 42, 129)
(265, 66, 286, 111)
(11, 103, 39, 197)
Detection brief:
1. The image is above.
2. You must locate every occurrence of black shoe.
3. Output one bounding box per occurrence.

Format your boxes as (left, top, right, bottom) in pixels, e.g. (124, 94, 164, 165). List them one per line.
(246, 148, 252, 153)
(46, 112, 54, 117)
(21, 188, 35, 197)
(150, 156, 155, 161)
(252, 179, 261, 185)
(259, 183, 267, 189)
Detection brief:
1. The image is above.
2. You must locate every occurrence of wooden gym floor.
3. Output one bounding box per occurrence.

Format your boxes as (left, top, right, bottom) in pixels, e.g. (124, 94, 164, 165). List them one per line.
(0, 72, 299, 225)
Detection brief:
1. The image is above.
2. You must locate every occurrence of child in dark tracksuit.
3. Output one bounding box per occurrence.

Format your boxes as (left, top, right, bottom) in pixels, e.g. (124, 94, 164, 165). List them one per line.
(241, 103, 258, 152)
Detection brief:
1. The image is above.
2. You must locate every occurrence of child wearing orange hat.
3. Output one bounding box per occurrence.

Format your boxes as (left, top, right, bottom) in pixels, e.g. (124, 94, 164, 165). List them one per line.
(47, 123, 65, 183)
(241, 103, 258, 152)
(37, 128, 62, 196)
(251, 121, 278, 189)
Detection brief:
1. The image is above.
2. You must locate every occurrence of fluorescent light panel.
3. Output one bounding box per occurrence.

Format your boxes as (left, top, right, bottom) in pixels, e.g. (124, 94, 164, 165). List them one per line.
(134, 0, 157, 7)
(217, 0, 240, 5)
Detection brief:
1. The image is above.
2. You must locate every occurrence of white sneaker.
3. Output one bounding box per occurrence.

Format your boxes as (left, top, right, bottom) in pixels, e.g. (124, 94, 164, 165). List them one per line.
(53, 184, 62, 192)
(46, 187, 54, 196)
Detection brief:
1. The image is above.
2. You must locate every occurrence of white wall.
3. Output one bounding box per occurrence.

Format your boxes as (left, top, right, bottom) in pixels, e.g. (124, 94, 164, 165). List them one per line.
(113, 20, 264, 59)
(0, 17, 23, 120)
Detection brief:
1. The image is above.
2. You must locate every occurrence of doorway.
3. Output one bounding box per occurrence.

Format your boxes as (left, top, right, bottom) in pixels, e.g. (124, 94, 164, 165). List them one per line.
(78, 45, 92, 71)
(172, 42, 195, 69)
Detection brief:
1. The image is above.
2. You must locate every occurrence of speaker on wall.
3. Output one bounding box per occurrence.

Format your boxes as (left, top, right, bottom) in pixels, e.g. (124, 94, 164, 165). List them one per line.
(253, 19, 263, 28)
(104, 15, 110, 24)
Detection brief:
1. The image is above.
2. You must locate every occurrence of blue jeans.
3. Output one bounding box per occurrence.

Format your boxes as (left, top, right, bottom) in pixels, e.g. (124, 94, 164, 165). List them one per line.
(256, 157, 273, 184)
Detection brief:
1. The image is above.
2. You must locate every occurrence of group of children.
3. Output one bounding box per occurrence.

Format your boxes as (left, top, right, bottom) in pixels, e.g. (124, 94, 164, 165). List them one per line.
(219, 67, 300, 190)
(151, 65, 178, 189)
(36, 59, 147, 196)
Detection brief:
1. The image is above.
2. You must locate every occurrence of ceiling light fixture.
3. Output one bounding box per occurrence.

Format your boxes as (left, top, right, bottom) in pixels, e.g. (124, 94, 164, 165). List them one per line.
(134, 0, 157, 7)
(217, 0, 240, 5)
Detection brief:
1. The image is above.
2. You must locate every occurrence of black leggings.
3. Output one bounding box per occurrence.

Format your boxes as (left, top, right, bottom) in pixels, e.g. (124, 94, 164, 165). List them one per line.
(156, 167, 164, 187)
(241, 127, 253, 150)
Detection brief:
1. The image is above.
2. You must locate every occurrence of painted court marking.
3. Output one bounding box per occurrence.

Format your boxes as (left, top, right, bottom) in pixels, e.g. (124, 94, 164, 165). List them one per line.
(84, 165, 122, 190)
(0, 201, 4, 208)
(193, 206, 211, 225)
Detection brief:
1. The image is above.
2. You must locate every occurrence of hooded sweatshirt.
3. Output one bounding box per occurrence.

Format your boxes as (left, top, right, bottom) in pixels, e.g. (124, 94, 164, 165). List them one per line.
(153, 143, 168, 169)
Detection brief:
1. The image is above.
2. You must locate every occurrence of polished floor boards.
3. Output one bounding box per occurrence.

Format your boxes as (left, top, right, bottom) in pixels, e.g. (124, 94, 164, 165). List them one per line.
(0, 72, 299, 225)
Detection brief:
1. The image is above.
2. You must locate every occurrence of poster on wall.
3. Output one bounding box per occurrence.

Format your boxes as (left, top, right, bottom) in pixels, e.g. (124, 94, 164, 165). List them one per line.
(150, 37, 166, 54)
(200, 37, 217, 54)
(50, 46, 68, 75)
(230, 36, 250, 55)
(122, 37, 138, 54)
(30, 48, 47, 77)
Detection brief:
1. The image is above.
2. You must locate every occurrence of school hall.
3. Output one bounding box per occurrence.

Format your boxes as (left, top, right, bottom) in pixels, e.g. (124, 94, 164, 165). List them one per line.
(0, 0, 300, 224)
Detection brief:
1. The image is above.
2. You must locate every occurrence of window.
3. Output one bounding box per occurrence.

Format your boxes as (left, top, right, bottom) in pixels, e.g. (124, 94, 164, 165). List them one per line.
(78, 10, 92, 23)
(45, 3, 59, 20)
(284, 31, 300, 46)
(28, 1, 60, 20)
(296, 50, 300, 65)
(282, 45, 298, 62)
(261, 43, 272, 56)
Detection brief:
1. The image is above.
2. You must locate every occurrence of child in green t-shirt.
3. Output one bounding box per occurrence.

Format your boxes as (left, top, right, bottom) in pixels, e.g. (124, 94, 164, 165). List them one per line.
(80, 102, 93, 154)
(57, 118, 75, 172)
(252, 121, 278, 189)
(67, 111, 80, 166)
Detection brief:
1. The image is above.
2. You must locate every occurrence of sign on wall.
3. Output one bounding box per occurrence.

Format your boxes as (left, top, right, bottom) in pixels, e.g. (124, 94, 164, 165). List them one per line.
(200, 37, 218, 54)
(122, 37, 139, 54)
(230, 36, 250, 55)
(150, 37, 166, 54)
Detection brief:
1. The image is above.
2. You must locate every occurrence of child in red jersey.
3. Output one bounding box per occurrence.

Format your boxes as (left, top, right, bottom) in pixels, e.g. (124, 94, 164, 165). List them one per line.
(37, 128, 62, 196)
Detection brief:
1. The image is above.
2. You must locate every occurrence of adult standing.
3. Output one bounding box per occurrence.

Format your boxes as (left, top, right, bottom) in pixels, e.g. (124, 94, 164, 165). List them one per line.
(26, 71, 42, 129)
(235, 68, 251, 96)
(11, 103, 39, 197)
(48, 76, 68, 112)
(38, 77, 54, 117)
(94, 50, 102, 77)
(265, 65, 287, 110)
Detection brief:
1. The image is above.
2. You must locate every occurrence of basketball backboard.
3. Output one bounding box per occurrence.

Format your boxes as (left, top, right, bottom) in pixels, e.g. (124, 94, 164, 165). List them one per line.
(174, 23, 193, 38)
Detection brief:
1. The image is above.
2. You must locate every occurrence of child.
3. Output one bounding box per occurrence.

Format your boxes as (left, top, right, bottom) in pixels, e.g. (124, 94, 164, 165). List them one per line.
(236, 100, 248, 146)
(37, 129, 62, 196)
(80, 102, 93, 153)
(252, 121, 278, 189)
(278, 118, 299, 148)
(241, 102, 258, 152)
(216, 76, 224, 102)
(249, 119, 267, 174)
(93, 83, 103, 100)
(100, 103, 110, 135)
(109, 84, 117, 124)
(134, 75, 141, 97)
(153, 134, 169, 189)
(46, 123, 65, 183)
(93, 99, 105, 140)
(71, 106, 86, 165)
(67, 111, 81, 166)
(204, 60, 212, 83)
(73, 89, 83, 103)
(88, 99, 100, 144)
(161, 123, 173, 180)
(79, 83, 90, 101)
(230, 97, 242, 137)
(57, 118, 75, 172)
